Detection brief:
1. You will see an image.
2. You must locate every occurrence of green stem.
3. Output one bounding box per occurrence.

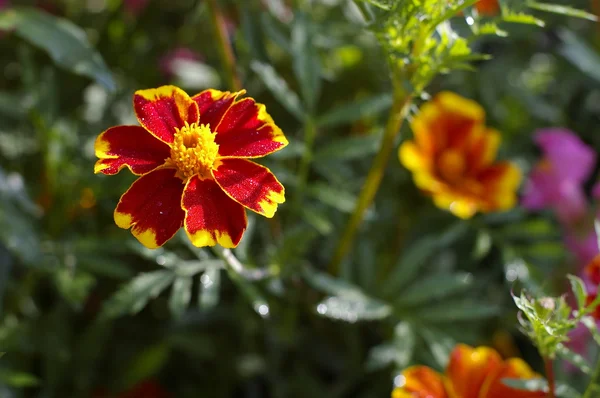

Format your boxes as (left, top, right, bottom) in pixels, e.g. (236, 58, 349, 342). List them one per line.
(329, 88, 412, 275)
(294, 116, 317, 209)
(206, 0, 241, 91)
(583, 355, 600, 398)
(544, 357, 555, 398)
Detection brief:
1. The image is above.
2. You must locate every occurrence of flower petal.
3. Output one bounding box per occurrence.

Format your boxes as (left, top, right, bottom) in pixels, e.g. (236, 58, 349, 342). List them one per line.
(445, 344, 503, 398)
(213, 95, 288, 158)
(193, 89, 239, 128)
(94, 125, 171, 175)
(133, 85, 199, 144)
(479, 162, 521, 211)
(114, 168, 185, 248)
(481, 358, 545, 398)
(212, 158, 284, 218)
(534, 128, 596, 184)
(392, 366, 448, 398)
(181, 176, 247, 248)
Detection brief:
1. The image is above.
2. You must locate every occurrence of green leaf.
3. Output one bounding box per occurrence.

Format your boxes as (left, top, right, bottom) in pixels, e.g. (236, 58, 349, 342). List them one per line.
(169, 276, 192, 319)
(307, 183, 359, 214)
(567, 275, 587, 311)
(421, 328, 455, 368)
(315, 295, 392, 322)
(366, 322, 415, 370)
(121, 343, 170, 390)
(526, 2, 597, 21)
(0, 8, 115, 91)
(291, 12, 321, 113)
(417, 300, 500, 323)
(300, 205, 334, 235)
(316, 94, 392, 128)
(382, 237, 438, 296)
(199, 267, 221, 309)
(473, 230, 492, 260)
(304, 269, 392, 322)
(556, 343, 592, 374)
(501, 12, 545, 27)
(102, 271, 175, 318)
(0, 369, 40, 387)
(502, 378, 547, 392)
(580, 316, 600, 346)
(313, 134, 381, 161)
(225, 266, 270, 318)
(396, 272, 473, 307)
(250, 61, 305, 121)
(558, 30, 600, 83)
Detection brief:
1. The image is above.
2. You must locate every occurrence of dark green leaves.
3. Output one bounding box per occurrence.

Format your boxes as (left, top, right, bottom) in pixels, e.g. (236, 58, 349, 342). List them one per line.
(0, 8, 115, 91)
(102, 270, 175, 318)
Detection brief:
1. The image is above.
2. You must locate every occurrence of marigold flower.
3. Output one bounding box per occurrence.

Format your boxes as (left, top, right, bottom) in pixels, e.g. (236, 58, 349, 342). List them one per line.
(399, 92, 521, 219)
(392, 344, 545, 398)
(95, 86, 287, 249)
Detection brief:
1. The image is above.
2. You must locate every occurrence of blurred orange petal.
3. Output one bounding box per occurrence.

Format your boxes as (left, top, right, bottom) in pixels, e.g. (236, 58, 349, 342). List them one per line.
(392, 366, 448, 398)
(445, 344, 503, 398)
(481, 358, 546, 398)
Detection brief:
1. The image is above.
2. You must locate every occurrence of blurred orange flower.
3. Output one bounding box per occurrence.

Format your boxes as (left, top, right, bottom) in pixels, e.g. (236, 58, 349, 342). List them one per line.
(399, 92, 520, 219)
(476, 0, 500, 16)
(392, 344, 545, 398)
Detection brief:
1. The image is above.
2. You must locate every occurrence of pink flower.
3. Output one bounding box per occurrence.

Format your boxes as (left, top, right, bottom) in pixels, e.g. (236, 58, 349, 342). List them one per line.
(522, 129, 596, 225)
(159, 47, 202, 77)
(0, 0, 7, 9)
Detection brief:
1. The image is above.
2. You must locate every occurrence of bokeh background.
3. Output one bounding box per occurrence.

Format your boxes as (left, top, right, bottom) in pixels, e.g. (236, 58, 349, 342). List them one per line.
(0, 0, 599, 397)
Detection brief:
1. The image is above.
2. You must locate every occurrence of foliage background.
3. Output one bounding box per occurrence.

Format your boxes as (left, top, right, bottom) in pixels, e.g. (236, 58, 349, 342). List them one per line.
(0, 0, 599, 396)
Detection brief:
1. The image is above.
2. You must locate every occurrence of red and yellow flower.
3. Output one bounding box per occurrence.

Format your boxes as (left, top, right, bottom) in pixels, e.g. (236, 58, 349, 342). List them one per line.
(399, 92, 520, 219)
(95, 85, 287, 249)
(392, 344, 545, 398)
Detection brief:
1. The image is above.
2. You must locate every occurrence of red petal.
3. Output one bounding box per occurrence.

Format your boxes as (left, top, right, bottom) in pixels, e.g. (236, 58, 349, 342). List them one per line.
(192, 89, 238, 128)
(94, 125, 171, 175)
(213, 158, 284, 218)
(193, 89, 287, 158)
(215, 97, 288, 157)
(181, 176, 247, 248)
(133, 86, 199, 144)
(114, 168, 185, 248)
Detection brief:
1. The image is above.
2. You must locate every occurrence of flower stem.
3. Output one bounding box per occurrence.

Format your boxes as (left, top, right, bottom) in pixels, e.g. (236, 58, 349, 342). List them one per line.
(583, 355, 600, 398)
(206, 0, 241, 92)
(328, 88, 412, 275)
(544, 357, 556, 398)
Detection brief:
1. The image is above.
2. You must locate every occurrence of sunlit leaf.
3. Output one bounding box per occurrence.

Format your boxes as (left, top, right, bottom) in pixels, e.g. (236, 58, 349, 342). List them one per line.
(199, 267, 221, 309)
(169, 276, 192, 319)
(556, 343, 592, 374)
(567, 275, 587, 311)
(526, 2, 597, 21)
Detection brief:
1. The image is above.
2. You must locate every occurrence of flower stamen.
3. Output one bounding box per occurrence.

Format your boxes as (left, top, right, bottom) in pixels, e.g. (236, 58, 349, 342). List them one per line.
(169, 122, 219, 180)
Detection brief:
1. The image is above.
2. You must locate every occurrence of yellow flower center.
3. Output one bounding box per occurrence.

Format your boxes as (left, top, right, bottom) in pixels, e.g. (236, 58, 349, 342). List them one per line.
(170, 122, 219, 180)
(438, 149, 466, 183)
